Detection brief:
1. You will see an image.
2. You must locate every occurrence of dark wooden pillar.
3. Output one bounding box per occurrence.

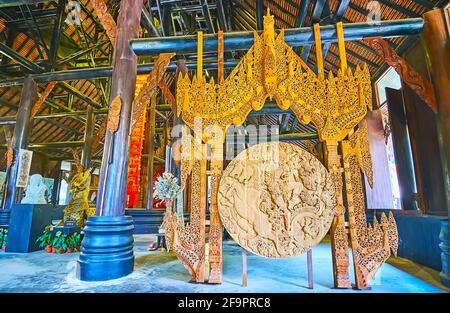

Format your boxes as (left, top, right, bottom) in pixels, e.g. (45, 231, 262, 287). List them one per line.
(145, 96, 156, 210)
(96, 0, 144, 217)
(4, 76, 37, 210)
(386, 87, 418, 210)
(77, 0, 143, 282)
(403, 85, 447, 215)
(422, 8, 450, 288)
(81, 106, 95, 170)
(422, 9, 450, 217)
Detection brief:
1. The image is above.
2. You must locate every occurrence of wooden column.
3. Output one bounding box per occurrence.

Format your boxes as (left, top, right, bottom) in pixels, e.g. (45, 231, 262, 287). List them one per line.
(422, 8, 450, 288)
(422, 9, 450, 217)
(96, 0, 143, 217)
(81, 106, 95, 170)
(145, 96, 156, 210)
(4, 75, 37, 210)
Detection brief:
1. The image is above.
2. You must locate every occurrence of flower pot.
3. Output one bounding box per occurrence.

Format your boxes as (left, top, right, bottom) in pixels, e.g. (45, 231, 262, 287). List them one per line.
(44, 246, 52, 253)
(59, 249, 66, 254)
(67, 248, 73, 253)
(1, 246, 5, 251)
(52, 247, 56, 253)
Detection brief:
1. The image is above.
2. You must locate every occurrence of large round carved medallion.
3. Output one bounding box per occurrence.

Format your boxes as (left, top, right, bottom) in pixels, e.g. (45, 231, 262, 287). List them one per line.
(218, 142, 336, 258)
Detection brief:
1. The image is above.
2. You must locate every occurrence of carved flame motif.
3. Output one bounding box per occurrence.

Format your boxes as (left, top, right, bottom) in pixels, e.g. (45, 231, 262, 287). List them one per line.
(342, 123, 398, 289)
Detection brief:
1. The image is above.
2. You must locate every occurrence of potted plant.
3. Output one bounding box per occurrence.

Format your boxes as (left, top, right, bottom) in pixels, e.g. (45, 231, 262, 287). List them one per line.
(52, 231, 67, 254)
(0, 228, 4, 250)
(153, 172, 181, 213)
(65, 232, 81, 253)
(36, 227, 54, 253)
(66, 234, 74, 253)
(1, 229, 7, 251)
(72, 232, 82, 251)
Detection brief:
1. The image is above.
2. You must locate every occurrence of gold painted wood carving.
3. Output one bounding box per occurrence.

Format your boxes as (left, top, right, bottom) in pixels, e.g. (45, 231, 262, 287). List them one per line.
(367, 37, 437, 113)
(176, 11, 373, 288)
(208, 144, 223, 284)
(177, 12, 371, 142)
(218, 142, 336, 258)
(342, 121, 398, 289)
(131, 53, 175, 130)
(165, 144, 207, 283)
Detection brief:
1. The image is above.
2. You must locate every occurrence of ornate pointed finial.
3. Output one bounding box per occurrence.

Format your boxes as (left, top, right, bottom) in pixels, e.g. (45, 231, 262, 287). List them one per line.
(266, 7, 270, 16)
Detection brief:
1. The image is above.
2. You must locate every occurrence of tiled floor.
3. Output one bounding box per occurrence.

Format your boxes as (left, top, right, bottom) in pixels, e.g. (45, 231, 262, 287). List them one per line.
(0, 235, 446, 293)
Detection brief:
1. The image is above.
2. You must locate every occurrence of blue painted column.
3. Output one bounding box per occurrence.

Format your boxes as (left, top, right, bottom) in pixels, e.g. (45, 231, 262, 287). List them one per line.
(422, 9, 450, 287)
(77, 0, 144, 281)
(0, 75, 37, 225)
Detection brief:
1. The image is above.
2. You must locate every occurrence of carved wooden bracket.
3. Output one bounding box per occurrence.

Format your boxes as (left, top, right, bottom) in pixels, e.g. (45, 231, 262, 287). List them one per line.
(30, 81, 56, 121)
(91, 118, 107, 152)
(367, 37, 437, 113)
(131, 53, 175, 130)
(91, 0, 117, 46)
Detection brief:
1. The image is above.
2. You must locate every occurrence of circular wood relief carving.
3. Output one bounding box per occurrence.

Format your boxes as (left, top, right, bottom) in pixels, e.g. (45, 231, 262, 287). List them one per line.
(218, 142, 336, 258)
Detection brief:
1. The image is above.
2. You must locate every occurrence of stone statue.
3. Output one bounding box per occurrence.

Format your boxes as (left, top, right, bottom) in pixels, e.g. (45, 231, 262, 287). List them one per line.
(59, 169, 91, 228)
(21, 174, 48, 204)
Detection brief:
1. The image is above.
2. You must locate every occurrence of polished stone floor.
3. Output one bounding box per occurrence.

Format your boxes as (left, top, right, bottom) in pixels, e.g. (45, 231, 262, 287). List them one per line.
(0, 235, 446, 293)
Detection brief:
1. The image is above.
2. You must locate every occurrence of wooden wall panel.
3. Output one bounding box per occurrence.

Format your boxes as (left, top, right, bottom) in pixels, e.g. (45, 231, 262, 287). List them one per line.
(386, 87, 418, 210)
(403, 85, 447, 215)
(364, 110, 395, 209)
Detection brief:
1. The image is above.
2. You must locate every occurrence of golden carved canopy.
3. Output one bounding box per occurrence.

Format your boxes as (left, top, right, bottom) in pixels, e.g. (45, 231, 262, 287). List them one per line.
(176, 11, 372, 143)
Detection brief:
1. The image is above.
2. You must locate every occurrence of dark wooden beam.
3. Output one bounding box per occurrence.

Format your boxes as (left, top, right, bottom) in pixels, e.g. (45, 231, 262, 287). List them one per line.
(81, 106, 95, 169)
(256, 0, 264, 30)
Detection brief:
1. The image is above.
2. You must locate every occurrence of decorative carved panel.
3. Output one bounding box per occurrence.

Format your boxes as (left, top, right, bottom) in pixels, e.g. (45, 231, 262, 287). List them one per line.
(218, 142, 336, 258)
(165, 144, 207, 283)
(176, 11, 373, 287)
(342, 122, 398, 289)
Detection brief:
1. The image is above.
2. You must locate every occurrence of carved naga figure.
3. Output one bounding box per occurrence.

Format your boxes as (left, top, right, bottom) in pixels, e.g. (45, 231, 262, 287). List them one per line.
(59, 169, 91, 228)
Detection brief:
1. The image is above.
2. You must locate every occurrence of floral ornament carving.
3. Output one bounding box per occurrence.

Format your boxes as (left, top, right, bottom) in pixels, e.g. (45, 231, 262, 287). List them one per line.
(107, 96, 122, 133)
(342, 124, 398, 289)
(218, 142, 336, 258)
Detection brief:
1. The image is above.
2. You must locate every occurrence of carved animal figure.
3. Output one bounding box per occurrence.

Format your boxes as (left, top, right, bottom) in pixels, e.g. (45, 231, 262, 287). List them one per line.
(60, 169, 91, 228)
